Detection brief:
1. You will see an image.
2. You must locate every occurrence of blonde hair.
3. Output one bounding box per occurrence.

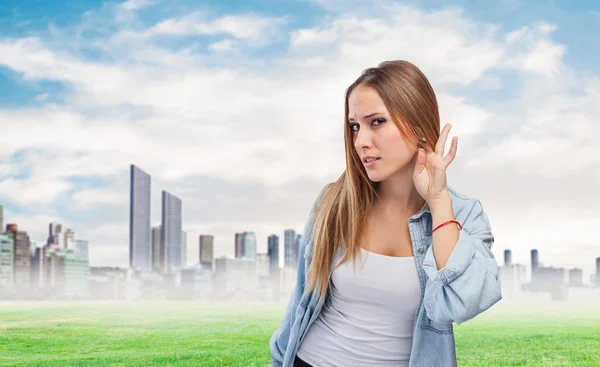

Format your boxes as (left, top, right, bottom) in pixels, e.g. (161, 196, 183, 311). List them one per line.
(304, 60, 441, 297)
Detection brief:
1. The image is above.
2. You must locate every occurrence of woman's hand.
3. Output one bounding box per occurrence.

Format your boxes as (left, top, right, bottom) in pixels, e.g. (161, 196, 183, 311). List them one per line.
(412, 123, 458, 203)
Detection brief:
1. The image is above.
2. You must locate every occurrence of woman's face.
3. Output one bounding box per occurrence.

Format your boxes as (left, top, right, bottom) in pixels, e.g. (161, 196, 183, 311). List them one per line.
(348, 84, 417, 182)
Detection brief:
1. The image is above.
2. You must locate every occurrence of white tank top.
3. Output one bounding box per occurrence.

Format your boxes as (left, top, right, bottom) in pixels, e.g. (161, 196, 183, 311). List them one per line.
(296, 248, 422, 367)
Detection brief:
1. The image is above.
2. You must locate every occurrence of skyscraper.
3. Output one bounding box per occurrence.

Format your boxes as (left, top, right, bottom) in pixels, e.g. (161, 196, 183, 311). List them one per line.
(235, 233, 244, 258)
(284, 229, 297, 267)
(151, 226, 162, 271)
(162, 191, 182, 271)
(0, 233, 14, 288)
(295, 234, 303, 263)
(199, 235, 214, 270)
(129, 165, 151, 271)
(267, 234, 279, 275)
(48, 221, 62, 246)
(5, 224, 30, 287)
(64, 228, 75, 250)
(0, 204, 4, 232)
(531, 249, 539, 273)
(596, 257, 600, 288)
(242, 232, 257, 260)
(181, 230, 187, 268)
(504, 249, 512, 267)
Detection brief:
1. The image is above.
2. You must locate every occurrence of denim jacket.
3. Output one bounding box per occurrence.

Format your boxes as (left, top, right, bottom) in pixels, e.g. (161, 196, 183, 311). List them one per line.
(270, 186, 502, 367)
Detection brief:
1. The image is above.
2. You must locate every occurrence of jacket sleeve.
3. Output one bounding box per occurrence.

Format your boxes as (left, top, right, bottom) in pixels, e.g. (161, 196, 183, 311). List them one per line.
(269, 187, 326, 366)
(422, 199, 502, 325)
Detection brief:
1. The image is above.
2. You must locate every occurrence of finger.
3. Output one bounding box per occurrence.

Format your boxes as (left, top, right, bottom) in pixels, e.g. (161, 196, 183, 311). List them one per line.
(435, 123, 451, 157)
(442, 136, 458, 166)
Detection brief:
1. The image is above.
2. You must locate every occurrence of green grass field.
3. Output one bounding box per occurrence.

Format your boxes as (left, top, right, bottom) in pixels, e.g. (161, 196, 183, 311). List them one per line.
(0, 299, 598, 366)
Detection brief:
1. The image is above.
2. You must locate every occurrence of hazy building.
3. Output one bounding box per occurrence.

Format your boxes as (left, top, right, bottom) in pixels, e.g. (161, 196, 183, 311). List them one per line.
(47, 221, 63, 247)
(75, 239, 89, 259)
(235, 233, 244, 259)
(151, 226, 162, 272)
(531, 249, 539, 273)
(0, 204, 3, 233)
(0, 233, 14, 289)
(295, 234, 303, 263)
(284, 229, 297, 268)
(569, 268, 583, 287)
(162, 191, 182, 271)
(596, 257, 600, 288)
(214, 257, 259, 296)
(242, 232, 257, 260)
(64, 228, 76, 250)
(30, 246, 43, 289)
(199, 235, 214, 271)
(45, 247, 90, 299)
(257, 253, 270, 277)
(6, 224, 31, 288)
(499, 263, 527, 300)
(267, 234, 279, 275)
(504, 249, 512, 267)
(182, 230, 187, 268)
(129, 165, 151, 271)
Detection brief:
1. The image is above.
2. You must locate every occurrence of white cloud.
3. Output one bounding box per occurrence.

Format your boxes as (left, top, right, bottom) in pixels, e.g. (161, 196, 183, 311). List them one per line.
(115, 0, 156, 22)
(72, 188, 127, 209)
(208, 39, 234, 52)
(147, 12, 288, 41)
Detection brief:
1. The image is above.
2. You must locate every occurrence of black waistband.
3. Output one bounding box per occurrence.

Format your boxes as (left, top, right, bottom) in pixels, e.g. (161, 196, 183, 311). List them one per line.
(294, 355, 313, 367)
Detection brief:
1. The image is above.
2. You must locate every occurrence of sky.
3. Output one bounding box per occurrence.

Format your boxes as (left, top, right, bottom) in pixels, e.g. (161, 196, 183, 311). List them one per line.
(0, 0, 599, 279)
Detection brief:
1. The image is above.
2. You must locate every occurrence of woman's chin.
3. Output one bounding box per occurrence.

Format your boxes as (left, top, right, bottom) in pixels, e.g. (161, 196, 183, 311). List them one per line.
(367, 172, 385, 183)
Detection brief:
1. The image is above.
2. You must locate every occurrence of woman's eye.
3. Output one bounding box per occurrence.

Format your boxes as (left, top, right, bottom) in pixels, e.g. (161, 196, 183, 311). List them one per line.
(349, 118, 385, 132)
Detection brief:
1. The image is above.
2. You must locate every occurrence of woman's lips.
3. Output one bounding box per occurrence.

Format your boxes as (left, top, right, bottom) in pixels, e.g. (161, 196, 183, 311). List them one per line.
(364, 157, 380, 168)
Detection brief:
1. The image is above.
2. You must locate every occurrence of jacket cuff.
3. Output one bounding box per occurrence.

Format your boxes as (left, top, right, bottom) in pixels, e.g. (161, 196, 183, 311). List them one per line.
(423, 229, 477, 285)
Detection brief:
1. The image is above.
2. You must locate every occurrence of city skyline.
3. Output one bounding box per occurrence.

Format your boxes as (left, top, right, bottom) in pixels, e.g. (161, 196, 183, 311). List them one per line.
(1, 192, 599, 284)
(0, 0, 599, 278)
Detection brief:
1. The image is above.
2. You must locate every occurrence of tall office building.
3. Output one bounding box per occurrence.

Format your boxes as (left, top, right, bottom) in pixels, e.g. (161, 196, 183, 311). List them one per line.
(47, 221, 62, 246)
(242, 232, 257, 260)
(30, 246, 43, 289)
(151, 226, 162, 271)
(235, 233, 244, 258)
(0, 233, 14, 288)
(182, 230, 187, 268)
(0, 204, 3, 232)
(129, 165, 151, 271)
(5, 224, 31, 288)
(199, 235, 214, 270)
(64, 228, 76, 250)
(162, 191, 182, 271)
(295, 234, 303, 262)
(504, 249, 512, 267)
(531, 249, 539, 273)
(596, 257, 600, 288)
(267, 234, 279, 275)
(284, 229, 297, 267)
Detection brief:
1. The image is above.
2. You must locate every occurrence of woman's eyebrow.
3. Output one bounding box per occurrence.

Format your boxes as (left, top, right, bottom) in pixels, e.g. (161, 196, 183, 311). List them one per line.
(348, 112, 384, 122)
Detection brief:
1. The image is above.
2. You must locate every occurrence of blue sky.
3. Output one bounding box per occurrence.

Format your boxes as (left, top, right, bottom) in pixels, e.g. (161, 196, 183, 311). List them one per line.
(0, 0, 599, 279)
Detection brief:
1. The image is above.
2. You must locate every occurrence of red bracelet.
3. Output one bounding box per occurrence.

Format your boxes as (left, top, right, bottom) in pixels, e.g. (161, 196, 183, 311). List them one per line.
(432, 220, 462, 233)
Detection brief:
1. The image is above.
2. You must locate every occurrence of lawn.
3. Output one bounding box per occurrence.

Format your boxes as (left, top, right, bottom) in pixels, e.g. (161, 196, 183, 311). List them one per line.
(0, 299, 598, 366)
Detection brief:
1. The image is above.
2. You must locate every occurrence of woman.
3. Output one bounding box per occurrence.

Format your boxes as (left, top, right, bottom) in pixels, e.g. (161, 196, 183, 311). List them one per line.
(270, 60, 502, 367)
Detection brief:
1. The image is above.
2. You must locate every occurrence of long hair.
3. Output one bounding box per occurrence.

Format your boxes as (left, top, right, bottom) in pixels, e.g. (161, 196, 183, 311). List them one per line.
(304, 60, 441, 297)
